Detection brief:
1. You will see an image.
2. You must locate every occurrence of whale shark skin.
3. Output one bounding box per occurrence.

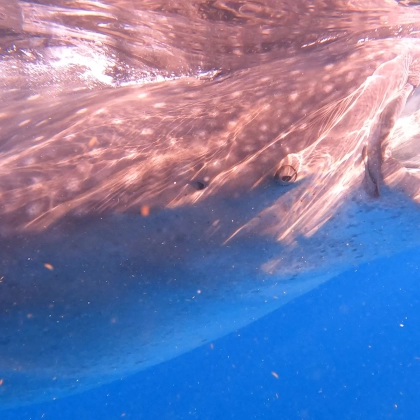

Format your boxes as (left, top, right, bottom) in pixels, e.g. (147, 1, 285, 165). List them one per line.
(2, 0, 420, 408)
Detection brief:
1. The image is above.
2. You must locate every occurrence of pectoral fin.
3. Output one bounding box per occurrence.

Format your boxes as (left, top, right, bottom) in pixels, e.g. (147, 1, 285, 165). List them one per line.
(364, 82, 415, 197)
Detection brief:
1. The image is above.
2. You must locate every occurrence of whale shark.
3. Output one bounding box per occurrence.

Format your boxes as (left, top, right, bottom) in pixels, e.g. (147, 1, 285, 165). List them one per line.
(2, 0, 420, 408)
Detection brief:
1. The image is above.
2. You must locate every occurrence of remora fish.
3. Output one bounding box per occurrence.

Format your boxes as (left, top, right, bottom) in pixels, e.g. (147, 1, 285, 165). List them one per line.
(1, 0, 420, 408)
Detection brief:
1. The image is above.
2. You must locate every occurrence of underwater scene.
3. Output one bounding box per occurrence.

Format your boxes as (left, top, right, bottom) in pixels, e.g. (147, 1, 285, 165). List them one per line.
(1, 0, 420, 418)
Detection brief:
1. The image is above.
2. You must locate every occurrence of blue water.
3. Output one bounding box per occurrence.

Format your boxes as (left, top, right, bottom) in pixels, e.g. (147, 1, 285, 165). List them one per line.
(3, 248, 420, 419)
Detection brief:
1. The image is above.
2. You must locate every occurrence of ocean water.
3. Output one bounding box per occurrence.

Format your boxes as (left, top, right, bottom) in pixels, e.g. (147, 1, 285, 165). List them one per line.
(2, 1, 420, 419)
(3, 248, 420, 419)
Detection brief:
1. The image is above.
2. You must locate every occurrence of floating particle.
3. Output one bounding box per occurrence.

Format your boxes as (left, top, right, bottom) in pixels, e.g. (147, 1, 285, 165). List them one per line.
(140, 205, 150, 217)
(88, 136, 98, 147)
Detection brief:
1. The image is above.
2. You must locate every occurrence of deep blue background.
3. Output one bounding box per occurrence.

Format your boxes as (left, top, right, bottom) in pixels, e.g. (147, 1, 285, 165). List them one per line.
(3, 248, 420, 420)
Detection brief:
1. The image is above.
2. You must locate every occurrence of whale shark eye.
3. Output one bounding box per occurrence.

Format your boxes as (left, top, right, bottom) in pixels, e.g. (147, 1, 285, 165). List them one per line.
(191, 180, 206, 190)
(274, 165, 297, 185)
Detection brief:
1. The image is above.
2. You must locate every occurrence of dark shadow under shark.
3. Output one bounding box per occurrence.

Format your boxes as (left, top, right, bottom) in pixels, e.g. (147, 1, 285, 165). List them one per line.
(2, 0, 420, 408)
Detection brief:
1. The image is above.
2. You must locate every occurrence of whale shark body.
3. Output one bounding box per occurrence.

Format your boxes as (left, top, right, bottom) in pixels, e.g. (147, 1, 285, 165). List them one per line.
(2, 0, 420, 407)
